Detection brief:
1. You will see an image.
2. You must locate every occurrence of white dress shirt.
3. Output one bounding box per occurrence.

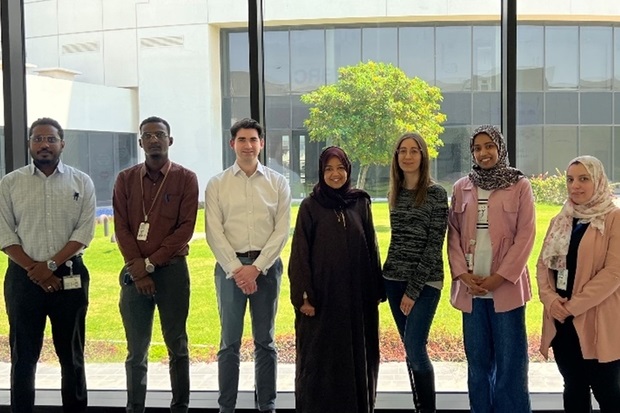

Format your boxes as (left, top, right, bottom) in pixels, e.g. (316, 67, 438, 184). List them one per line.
(205, 161, 291, 276)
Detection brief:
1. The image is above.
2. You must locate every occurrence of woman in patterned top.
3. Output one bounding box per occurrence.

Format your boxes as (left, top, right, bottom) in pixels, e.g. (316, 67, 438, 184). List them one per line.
(447, 125, 535, 413)
(382, 133, 448, 413)
(537, 156, 620, 413)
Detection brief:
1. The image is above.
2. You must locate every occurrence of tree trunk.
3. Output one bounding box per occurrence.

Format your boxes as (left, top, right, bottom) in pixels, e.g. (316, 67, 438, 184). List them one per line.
(356, 164, 369, 190)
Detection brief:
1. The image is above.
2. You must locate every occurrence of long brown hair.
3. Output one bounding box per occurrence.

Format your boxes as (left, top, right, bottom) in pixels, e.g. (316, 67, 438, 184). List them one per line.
(388, 133, 432, 209)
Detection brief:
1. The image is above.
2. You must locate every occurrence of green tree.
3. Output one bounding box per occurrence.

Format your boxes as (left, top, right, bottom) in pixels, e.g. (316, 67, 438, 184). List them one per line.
(301, 61, 446, 189)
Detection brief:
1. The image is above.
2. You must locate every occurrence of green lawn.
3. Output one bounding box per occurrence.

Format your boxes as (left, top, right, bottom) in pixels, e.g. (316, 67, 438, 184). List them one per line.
(0, 202, 561, 362)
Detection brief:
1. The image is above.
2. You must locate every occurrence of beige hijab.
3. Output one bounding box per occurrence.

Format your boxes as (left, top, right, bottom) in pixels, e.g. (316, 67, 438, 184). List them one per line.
(541, 155, 617, 270)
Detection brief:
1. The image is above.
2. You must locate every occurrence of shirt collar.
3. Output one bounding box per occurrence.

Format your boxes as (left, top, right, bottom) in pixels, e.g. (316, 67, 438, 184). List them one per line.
(29, 160, 65, 176)
(141, 160, 171, 178)
(232, 161, 264, 177)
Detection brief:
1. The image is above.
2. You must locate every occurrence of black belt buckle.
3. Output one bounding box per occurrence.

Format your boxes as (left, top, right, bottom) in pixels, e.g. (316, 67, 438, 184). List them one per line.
(236, 250, 261, 259)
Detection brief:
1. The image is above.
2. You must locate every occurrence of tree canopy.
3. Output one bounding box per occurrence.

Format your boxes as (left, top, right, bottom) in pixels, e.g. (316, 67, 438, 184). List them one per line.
(301, 61, 446, 188)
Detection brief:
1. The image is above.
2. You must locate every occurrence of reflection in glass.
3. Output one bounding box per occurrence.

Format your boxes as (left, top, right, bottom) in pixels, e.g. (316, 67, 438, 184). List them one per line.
(362, 27, 397, 65)
(442, 93, 472, 126)
(473, 26, 500, 91)
(291, 30, 325, 92)
(436, 126, 472, 183)
(517, 25, 544, 91)
(615, 28, 620, 89)
(545, 92, 578, 124)
(580, 27, 612, 90)
(543, 126, 578, 173)
(326, 28, 361, 84)
(227, 31, 250, 97)
(516, 126, 543, 175)
(266, 96, 291, 129)
(545, 27, 578, 89)
(579, 126, 612, 171)
(580, 92, 613, 124)
(436, 26, 472, 91)
(398, 27, 435, 84)
(264, 30, 290, 95)
(473, 92, 501, 125)
(517, 92, 544, 125)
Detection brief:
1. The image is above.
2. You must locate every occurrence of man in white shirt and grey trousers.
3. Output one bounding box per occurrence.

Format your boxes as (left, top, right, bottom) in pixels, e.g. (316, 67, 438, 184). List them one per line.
(206, 118, 291, 413)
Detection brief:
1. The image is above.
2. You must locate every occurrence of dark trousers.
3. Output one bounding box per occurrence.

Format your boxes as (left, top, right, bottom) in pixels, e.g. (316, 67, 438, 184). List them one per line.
(4, 257, 89, 413)
(119, 257, 191, 413)
(552, 320, 620, 413)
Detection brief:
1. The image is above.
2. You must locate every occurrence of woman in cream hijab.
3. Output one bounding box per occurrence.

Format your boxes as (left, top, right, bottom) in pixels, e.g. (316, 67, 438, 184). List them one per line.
(537, 155, 620, 413)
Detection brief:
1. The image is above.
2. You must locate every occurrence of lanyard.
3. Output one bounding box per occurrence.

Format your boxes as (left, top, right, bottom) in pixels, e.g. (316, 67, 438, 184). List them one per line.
(140, 162, 172, 222)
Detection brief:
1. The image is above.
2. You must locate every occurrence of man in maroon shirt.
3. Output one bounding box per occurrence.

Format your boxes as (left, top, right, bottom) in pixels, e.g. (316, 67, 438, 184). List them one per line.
(113, 116, 199, 413)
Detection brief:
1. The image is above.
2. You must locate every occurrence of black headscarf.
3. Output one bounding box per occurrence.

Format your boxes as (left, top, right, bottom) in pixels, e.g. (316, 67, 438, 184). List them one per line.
(311, 146, 369, 209)
(467, 124, 524, 191)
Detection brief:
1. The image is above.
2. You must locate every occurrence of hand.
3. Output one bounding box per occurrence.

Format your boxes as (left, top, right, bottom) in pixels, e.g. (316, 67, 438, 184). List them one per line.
(26, 262, 54, 285)
(233, 265, 261, 291)
(240, 280, 258, 295)
(479, 273, 504, 292)
(39, 276, 63, 293)
(458, 273, 488, 296)
(400, 294, 415, 316)
(134, 276, 156, 295)
(300, 298, 315, 317)
(126, 258, 149, 282)
(549, 297, 571, 323)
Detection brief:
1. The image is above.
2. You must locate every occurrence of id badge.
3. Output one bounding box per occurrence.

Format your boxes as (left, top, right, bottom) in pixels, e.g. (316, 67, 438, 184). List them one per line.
(137, 222, 150, 241)
(63, 274, 82, 290)
(556, 269, 568, 291)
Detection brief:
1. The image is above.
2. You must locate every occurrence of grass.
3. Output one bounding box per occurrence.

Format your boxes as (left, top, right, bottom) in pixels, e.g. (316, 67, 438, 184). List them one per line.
(0, 202, 562, 363)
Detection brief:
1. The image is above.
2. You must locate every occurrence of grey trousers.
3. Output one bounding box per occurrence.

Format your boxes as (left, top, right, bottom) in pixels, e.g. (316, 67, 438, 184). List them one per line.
(215, 257, 282, 413)
(119, 257, 190, 413)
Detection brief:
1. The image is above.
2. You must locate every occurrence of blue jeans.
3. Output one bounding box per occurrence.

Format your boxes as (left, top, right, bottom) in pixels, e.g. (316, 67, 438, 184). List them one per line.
(384, 280, 440, 374)
(462, 299, 531, 413)
(119, 258, 190, 413)
(215, 257, 282, 413)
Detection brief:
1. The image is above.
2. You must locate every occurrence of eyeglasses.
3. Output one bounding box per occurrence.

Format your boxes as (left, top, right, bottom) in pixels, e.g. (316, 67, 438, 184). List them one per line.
(30, 135, 61, 144)
(397, 148, 421, 157)
(141, 131, 168, 141)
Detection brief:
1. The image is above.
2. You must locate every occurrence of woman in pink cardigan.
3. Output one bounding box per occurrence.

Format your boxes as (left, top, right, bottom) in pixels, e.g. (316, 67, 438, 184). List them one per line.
(537, 155, 620, 413)
(448, 125, 535, 413)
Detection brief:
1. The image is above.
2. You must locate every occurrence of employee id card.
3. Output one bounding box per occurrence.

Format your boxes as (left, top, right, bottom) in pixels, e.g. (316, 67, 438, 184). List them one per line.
(63, 275, 82, 290)
(556, 269, 568, 291)
(137, 222, 150, 241)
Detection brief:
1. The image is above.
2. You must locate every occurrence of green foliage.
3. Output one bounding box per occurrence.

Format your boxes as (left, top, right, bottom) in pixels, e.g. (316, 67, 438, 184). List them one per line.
(530, 170, 567, 205)
(0, 204, 562, 363)
(301, 61, 446, 187)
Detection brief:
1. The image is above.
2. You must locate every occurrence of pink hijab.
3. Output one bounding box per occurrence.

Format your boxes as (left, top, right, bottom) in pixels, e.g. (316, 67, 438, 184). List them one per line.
(541, 155, 618, 270)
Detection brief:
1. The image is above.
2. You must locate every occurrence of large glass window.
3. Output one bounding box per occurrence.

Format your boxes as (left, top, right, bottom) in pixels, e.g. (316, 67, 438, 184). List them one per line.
(436, 26, 472, 91)
(545, 26, 579, 89)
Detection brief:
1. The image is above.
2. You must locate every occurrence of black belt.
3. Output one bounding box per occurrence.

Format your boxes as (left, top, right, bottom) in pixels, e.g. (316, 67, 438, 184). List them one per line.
(236, 250, 261, 259)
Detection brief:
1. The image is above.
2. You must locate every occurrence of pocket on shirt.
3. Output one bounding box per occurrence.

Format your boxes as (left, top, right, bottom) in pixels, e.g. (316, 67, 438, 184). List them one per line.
(502, 200, 519, 214)
(160, 193, 182, 220)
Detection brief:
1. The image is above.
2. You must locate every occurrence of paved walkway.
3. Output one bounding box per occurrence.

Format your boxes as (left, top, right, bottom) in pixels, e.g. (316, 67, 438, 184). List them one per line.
(0, 361, 564, 393)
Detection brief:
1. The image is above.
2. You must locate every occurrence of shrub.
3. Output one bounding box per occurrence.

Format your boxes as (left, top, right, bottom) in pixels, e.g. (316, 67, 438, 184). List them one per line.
(530, 170, 566, 205)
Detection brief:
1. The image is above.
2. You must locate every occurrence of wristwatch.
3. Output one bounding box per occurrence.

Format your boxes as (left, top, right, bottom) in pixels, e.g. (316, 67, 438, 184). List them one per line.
(144, 258, 155, 273)
(47, 260, 58, 271)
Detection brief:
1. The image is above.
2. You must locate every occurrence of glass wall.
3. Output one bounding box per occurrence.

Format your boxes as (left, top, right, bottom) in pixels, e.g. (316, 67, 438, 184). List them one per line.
(223, 21, 620, 198)
(516, 23, 620, 182)
(230, 23, 501, 198)
(61, 130, 138, 206)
